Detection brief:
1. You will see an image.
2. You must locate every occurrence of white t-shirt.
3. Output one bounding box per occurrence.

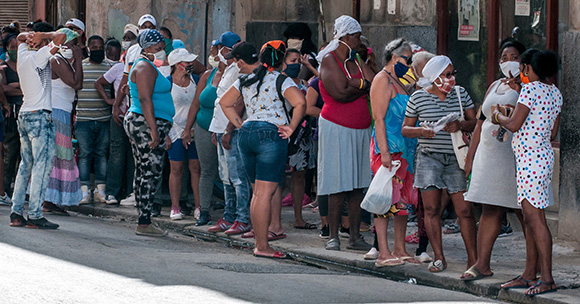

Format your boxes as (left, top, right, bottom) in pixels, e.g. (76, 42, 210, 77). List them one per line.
(168, 75, 197, 142)
(208, 63, 240, 133)
(233, 70, 296, 126)
(123, 44, 142, 74)
(103, 62, 129, 116)
(17, 43, 53, 112)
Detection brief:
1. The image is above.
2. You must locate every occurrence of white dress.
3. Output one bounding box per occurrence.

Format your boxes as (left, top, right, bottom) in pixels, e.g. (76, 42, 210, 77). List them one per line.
(464, 81, 519, 207)
(512, 81, 562, 209)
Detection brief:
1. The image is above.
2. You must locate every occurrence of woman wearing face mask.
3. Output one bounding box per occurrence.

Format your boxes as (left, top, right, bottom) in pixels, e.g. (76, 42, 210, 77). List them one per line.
(368, 38, 419, 267)
(121, 24, 138, 59)
(181, 44, 223, 220)
(401, 55, 477, 272)
(125, 29, 175, 236)
(43, 28, 84, 215)
(165, 48, 201, 221)
(460, 39, 527, 281)
(492, 49, 562, 296)
(281, 48, 317, 230)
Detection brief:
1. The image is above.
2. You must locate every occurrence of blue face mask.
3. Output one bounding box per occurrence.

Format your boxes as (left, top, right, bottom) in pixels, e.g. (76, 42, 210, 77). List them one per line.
(284, 63, 301, 79)
(394, 61, 409, 78)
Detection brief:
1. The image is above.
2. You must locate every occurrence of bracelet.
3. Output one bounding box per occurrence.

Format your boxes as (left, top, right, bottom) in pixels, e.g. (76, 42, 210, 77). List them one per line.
(359, 78, 364, 90)
(494, 113, 500, 124)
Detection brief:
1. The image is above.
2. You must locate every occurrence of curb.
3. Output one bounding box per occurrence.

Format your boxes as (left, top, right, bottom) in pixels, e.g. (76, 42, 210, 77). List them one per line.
(69, 204, 578, 304)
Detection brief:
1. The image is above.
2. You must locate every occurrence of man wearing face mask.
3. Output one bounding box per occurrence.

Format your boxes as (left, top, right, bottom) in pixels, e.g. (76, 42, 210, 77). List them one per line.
(203, 31, 242, 228)
(121, 24, 138, 62)
(207, 41, 257, 235)
(77, 35, 113, 205)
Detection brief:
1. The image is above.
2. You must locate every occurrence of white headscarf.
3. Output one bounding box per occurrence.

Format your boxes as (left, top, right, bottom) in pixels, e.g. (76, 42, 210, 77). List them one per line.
(316, 15, 362, 63)
(418, 55, 452, 87)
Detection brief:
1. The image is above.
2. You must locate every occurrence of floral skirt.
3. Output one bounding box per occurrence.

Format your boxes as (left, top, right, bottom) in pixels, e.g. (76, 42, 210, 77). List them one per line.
(370, 137, 417, 217)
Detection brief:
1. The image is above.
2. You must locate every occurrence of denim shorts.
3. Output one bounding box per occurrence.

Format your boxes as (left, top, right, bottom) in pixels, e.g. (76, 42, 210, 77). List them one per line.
(168, 139, 199, 161)
(238, 121, 288, 186)
(413, 147, 467, 193)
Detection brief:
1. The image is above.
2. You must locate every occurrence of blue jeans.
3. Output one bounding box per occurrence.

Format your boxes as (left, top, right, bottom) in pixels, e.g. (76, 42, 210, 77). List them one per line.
(106, 119, 134, 198)
(216, 131, 251, 224)
(12, 111, 55, 219)
(75, 120, 110, 186)
(238, 121, 288, 186)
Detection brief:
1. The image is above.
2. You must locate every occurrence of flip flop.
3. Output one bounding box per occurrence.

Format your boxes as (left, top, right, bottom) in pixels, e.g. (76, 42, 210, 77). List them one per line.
(253, 250, 288, 259)
(241, 230, 255, 238)
(525, 280, 557, 297)
(428, 259, 446, 272)
(268, 231, 287, 241)
(375, 258, 405, 267)
(397, 256, 420, 264)
(294, 222, 318, 230)
(501, 275, 537, 289)
(460, 266, 493, 281)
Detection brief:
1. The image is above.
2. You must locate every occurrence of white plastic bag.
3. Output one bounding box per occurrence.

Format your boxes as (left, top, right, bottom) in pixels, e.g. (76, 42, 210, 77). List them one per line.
(360, 160, 401, 214)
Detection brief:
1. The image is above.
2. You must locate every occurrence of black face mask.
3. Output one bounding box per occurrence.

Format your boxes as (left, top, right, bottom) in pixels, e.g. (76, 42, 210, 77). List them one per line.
(89, 49, 105, 64)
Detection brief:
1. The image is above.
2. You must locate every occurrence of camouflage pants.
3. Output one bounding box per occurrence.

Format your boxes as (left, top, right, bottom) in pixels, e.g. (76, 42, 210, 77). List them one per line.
(124, 111, 171, 225)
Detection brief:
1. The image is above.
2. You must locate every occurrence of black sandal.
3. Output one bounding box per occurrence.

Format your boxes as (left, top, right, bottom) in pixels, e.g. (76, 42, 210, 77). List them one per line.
(501, 275, 536, 289)
(525, 280, 557, 297)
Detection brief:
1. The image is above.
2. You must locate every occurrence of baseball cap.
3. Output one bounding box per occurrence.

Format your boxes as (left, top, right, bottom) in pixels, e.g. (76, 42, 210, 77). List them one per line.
(168, 48, 198, 66)
(172, 39, 186, 50)
(225, 41, 258, 63)
(124, 23, 138, 37)
(211, 31, 241, 48)
(65, 18, 85, 32)
(138, 14, 157, 27)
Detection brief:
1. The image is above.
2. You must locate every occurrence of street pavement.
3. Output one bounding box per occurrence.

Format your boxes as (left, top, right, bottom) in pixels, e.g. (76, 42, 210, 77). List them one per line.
(0, 206, 498, 304)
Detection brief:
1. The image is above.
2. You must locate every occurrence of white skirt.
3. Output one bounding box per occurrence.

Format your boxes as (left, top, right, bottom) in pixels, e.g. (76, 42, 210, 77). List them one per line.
(317, 116, 372, 195)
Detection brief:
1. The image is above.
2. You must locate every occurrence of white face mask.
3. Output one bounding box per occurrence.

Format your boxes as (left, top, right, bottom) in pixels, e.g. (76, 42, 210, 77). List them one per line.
(154, 50, 166, 62)
(59, 47, 73, 59)
(208, 55, 220, 68)
(122, 40, 135, 51)
(217, 47, 229, 65)
(500, 61, 520, 78)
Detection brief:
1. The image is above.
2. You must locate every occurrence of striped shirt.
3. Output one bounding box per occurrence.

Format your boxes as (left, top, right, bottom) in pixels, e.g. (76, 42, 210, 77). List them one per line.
(77, 59, 113, 121)
(405, 86, 474, 154)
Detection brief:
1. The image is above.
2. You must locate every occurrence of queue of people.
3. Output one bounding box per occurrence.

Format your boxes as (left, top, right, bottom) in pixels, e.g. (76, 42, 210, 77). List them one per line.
(0, 13, 563, 297)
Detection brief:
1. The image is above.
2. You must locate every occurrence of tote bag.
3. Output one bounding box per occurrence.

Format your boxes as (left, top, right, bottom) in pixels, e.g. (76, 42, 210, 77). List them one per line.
(450, 86, 470, 170)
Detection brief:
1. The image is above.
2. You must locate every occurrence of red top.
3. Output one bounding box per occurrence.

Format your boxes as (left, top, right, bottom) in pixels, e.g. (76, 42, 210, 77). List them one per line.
(319, 52, 371, 129)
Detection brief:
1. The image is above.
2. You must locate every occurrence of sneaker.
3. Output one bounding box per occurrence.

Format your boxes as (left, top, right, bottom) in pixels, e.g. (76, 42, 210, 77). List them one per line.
(9, 213, 26, 227)
(42, 201, 70, 216)
(363, 247, 379, 260)
(208, 218, 232, 232)
(79, 194, 91, 205)
(179, 200, 192, 216)
(93, 190, 106, 203)
(498, 222, 513, 238)
(0, 193, 12, 205)
(225, 221, 251, 235)
(196, 211, 211, 226)
(151, 203, 162, 217)
(415, 252, 433, 263)
(170, 207, 183, 220)
(339, 226, 350, 238)
(405, 231, 419, 244)
(360, 222, 371, 232)
(26, 217, 59, 229)
(194, 207, 201, 220)
(105, 195, 118, 205)
(319, 224, 330, 239)
(135, 224, 167, 237)
(120, 193, 136, 206)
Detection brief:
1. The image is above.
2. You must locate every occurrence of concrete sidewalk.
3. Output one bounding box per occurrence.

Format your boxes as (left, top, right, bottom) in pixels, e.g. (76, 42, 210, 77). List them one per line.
(69, 201, 580, 304)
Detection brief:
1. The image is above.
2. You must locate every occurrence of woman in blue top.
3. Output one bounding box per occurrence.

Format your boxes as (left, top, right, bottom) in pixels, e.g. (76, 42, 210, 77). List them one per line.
(124, 29, 175, 237)
(369, 38, 419, 267)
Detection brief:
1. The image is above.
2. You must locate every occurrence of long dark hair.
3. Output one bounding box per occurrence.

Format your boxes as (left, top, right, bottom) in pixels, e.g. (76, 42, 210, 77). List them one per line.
(239, 43, 286, 99)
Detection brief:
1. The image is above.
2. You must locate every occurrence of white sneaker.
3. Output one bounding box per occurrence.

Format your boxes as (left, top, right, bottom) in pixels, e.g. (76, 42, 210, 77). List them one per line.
(120, 193, 136, 206)
(93, 184, 106, 203)
(363, 247, 379, 260)
(0, 193, 12, 206)
(170, 207, 183, 220)
(79, 185, 90, 204)
(194, 207, 201, 220)
(105, 195, 118, 205)
(415, 252, 432, 263)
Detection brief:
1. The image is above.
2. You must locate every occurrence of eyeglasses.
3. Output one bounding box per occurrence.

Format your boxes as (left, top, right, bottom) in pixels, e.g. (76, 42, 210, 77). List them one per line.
(442, 70, 458, 78)
(400, 55, 412, 65)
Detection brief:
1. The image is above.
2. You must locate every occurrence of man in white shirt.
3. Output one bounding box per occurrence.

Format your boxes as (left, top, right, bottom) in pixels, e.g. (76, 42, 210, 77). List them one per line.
(10, 22, 65, 229)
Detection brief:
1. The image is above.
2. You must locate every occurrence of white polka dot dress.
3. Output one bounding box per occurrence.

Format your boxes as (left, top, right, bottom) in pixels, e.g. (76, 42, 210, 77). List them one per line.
(511, 82, 563, 209)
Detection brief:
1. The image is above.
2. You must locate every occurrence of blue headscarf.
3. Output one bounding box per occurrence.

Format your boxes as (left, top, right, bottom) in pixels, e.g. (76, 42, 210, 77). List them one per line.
(137, 29, 164, 49)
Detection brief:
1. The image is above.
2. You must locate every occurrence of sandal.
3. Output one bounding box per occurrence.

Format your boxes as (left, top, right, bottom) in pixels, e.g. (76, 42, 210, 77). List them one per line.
(460, 266, 493, 281)
(375, 258, 404, 267)
(267, 231, 286, 241)
(428, 259, 446, 272)
(397, 256, 420, 264)
(253, 250, 288, 259)
(443, 223, 460, 234)
(241, 229, 255, 238)
(525, 280, 557, 297)
(501, 275, 537, 289)
(294, 222, 318, 230)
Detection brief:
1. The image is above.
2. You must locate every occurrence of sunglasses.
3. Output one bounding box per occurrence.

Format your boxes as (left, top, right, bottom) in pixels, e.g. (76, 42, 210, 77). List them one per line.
(442, 70, 458, 78)
(400, 55, 412, 65)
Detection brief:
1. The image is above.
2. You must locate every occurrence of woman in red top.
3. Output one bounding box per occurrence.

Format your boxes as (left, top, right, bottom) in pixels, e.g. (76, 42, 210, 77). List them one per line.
(317, 15, 376, 251)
